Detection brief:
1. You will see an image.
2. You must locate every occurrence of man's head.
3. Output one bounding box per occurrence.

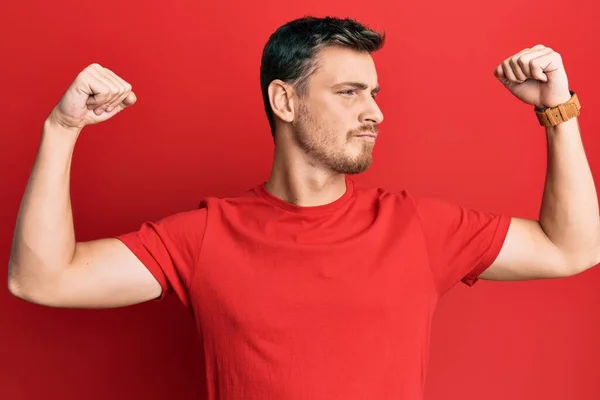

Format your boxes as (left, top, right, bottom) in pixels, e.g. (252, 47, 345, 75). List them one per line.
(260, 16, 385, 174)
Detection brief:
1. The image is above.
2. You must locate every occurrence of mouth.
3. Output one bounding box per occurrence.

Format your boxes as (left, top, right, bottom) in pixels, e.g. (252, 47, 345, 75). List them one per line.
(354, 133, 378, 142)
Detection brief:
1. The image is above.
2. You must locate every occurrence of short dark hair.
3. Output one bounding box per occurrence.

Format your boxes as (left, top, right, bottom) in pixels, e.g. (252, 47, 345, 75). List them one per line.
(259, 16, 385, 137)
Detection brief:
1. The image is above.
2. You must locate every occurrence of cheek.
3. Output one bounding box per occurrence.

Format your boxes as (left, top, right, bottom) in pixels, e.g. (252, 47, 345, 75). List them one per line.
(301, 99, 350, 141)
(321, 104, 347, 128)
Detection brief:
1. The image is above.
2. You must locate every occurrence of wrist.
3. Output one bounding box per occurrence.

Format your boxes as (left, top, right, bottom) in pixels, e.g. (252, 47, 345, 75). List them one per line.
(541, 92, 573, 109)
(535, 90, 580, 127)
(41, 118, 81, 157)
(45, 109, 84, 136)
(43, 117, 81, 141)
(545, 116, 579, 135)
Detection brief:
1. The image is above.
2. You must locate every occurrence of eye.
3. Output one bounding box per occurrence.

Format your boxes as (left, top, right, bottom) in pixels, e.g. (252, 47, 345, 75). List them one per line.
(338, 89, 357, 96)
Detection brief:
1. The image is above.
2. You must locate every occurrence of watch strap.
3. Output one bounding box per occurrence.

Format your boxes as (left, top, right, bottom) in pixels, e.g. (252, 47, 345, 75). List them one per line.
(535, 90, 581, 127)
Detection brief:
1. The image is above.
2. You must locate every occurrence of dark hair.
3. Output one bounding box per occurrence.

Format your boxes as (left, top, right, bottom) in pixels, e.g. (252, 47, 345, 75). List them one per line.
(259, 16, 385, 137)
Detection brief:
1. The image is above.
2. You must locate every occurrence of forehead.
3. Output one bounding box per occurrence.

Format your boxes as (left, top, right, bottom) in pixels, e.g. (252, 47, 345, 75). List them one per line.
(309, 46, 378, 86)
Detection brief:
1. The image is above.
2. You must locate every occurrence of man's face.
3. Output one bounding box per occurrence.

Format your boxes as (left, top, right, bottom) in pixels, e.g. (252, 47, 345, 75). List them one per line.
(291, 46, 384, 174)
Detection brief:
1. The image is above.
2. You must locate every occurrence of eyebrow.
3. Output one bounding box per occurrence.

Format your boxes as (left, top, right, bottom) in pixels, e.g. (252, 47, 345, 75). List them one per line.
(333, 81, 380, 94)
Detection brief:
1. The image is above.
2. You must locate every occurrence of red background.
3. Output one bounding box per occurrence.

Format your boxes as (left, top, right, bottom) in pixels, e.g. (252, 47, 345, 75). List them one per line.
(2, 0, 600, 399)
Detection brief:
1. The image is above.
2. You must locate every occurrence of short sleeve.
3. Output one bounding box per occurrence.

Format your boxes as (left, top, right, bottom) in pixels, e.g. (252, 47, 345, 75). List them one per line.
(115, 208, 208, 309)
(411, 195, 511, 296)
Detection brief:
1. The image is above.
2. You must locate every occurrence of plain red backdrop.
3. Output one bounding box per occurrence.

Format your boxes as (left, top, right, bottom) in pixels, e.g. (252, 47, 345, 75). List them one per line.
(2, 0, 599, 399)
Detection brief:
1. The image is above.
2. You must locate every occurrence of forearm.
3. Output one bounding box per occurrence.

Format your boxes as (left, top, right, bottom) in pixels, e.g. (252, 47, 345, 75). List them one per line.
(539, 117, 600, 265)
(8, 119, 80, 293)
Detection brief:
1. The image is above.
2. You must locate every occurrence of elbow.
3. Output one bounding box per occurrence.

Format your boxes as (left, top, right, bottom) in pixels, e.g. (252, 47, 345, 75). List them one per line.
(581, 240, 600, 273)
(8, 275, 53, 306)
(7, 273, 23, 298)
(564, 244, 600, 276)
(7, 266, 37, 303)
(7, 261, 56, 305)
(7, 261, 24, 298)
(587, 245, 600, 272)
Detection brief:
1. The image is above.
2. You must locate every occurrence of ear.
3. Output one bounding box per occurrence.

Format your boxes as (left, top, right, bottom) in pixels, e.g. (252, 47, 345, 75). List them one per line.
(268, 79, 296, 123)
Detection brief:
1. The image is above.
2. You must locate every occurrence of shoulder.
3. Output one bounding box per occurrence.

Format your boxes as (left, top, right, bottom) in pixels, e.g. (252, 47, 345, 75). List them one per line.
(350, 180, 416, 208)
(350, 181, 472, 224)
(353, 181, 460, 211)
(197, 184, 266, 210)
(140, 185, 261, 229)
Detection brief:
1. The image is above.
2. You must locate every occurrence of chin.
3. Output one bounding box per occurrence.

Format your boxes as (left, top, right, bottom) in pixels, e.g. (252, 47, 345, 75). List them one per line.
(340, 165, 372, 175)
(333, 156, 373, 174)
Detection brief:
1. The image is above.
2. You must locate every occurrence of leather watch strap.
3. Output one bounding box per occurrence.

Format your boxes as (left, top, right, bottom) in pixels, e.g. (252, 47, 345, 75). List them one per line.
(535, 91, 581, 127)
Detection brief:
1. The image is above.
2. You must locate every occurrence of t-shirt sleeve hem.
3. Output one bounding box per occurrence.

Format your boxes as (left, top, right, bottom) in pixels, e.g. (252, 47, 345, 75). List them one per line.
(115, 233, 169, 302)
(461, 215, 512, 287)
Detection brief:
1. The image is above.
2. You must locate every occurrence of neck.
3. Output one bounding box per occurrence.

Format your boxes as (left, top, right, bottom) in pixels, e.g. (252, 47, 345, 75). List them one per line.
(265, 141, 347, 207)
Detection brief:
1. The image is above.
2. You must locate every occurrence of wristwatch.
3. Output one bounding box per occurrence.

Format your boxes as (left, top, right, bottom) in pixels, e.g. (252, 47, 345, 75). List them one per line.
(535, 90, 581, 127)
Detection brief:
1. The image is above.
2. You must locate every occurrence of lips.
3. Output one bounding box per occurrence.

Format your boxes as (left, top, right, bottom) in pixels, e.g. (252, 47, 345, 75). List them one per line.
(355, 133, 377, 139)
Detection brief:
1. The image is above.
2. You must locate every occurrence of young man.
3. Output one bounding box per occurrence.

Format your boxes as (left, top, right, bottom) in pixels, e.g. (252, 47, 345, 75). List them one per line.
(8, 15, 599, 400)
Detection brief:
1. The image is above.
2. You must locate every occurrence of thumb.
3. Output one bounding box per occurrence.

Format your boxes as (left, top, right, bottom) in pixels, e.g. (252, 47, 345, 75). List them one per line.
(122, 91, 137, 107)
(494, 65, 510, 85)
(88, 90, 137, 114)
(109, 91, 137, 115)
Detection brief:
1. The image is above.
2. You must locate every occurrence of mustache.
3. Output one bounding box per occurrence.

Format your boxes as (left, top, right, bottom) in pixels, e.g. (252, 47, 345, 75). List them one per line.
(348, 124, 379, 136)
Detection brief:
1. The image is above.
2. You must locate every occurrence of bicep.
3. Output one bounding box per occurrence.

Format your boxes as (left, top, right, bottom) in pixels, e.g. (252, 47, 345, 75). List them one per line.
(50, 238, 162, 308)
(479, 217, 572, 281)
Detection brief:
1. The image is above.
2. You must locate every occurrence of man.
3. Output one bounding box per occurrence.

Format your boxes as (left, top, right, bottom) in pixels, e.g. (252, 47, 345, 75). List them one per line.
(7, 15, 599, 400)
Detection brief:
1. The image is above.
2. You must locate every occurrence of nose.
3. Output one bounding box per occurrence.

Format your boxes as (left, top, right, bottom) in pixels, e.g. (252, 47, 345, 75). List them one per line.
(360, 97, 384, 125)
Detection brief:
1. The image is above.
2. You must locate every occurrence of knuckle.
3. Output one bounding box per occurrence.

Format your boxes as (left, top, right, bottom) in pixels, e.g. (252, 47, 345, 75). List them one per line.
(100, 84, 112, 95)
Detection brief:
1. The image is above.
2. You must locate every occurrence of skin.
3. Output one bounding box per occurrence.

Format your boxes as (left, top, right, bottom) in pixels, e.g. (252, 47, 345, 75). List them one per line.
(265, 45, 383, 207)
(484, 45, 600, 280)
(6, 43, 600, 309)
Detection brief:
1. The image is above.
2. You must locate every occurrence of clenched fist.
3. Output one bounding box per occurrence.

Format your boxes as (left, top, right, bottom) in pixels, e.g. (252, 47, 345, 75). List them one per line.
(48, 63, 137, 132)
(494, 44, 571, 109)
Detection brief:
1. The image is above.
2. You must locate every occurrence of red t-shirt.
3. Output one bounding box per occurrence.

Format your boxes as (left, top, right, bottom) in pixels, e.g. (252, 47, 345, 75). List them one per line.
(117, 177, 511, 400)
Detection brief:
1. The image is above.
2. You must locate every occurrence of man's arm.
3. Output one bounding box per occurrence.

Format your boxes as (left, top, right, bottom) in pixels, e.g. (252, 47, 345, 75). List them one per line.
(481, 47, 600, 281)
(483, 118, 600, 281)
(8, 64, 162, 308)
